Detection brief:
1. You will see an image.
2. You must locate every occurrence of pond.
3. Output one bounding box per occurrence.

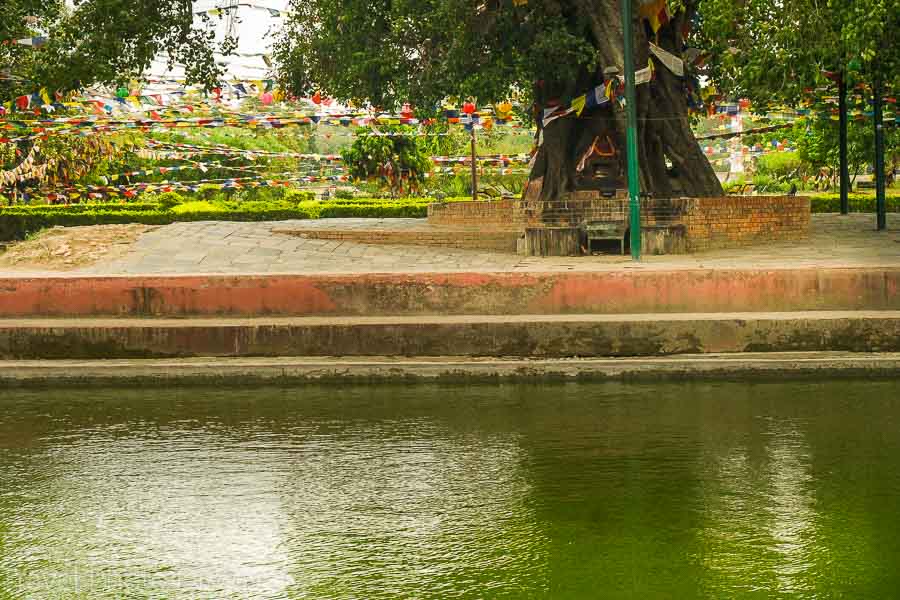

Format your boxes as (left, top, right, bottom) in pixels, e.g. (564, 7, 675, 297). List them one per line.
(1, 380, 899, 598)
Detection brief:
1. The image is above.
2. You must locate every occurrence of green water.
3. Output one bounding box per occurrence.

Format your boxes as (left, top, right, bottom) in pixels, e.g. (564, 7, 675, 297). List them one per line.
(1, 381, 899, 599)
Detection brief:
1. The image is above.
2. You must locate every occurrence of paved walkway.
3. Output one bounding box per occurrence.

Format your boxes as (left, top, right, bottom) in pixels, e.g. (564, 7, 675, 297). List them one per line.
(3, 214, 898, 276)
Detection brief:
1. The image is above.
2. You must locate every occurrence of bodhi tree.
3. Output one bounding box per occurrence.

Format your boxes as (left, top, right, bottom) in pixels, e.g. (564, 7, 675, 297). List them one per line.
(273, 0, 723, 201)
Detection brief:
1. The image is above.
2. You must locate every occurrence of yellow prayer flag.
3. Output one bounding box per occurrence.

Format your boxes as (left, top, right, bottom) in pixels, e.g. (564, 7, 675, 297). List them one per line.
(572, 95, 587, 116)
(639, 0, 669, 34)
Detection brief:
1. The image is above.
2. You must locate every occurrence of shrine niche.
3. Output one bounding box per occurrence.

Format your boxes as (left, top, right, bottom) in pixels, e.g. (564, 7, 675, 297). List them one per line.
(574, 133, 624, 194)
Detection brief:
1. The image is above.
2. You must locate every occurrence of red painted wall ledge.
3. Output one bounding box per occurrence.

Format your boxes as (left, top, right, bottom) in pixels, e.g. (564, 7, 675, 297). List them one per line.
(0, 269, 896, 318)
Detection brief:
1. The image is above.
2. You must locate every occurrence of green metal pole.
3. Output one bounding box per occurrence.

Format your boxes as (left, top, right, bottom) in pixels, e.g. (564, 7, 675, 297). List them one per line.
(621, 0, 642, 260)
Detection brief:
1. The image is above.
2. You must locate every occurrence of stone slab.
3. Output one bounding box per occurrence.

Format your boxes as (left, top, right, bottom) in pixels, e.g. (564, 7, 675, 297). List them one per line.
(2, 352, 898, 386)
(1, 312, 897, 359)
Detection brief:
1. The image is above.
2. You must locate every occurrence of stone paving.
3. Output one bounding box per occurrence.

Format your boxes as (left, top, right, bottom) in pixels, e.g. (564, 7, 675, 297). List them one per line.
(4, 213, 898, 276)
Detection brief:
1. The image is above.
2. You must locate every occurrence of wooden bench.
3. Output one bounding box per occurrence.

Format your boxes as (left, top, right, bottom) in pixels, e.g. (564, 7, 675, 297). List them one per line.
(583, 221, 627, 255)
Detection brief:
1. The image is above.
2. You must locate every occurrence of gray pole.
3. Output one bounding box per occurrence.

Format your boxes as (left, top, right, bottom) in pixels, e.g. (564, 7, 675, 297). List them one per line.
(470, 126, 478, 202)
(873, 71, 886, 231)
(838, 75, 850, 214)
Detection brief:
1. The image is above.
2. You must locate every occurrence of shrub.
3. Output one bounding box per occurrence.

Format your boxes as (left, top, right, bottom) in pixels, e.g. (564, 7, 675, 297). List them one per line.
(317, 202, 427, 218)
(285, 189, 316, 203)
(756, 152, 806, 179)
(722, 178, 750, 195)
(171, 200, 225, 214)
(341, 126, 432, 195)
(750, 174, 785, 193)
(195, 184, 226, 201)
(154, 191, 186, 211)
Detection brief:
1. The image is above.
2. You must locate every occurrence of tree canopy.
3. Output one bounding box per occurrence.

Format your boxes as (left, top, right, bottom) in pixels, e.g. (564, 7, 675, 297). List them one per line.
(696, 0, 899, 107)
(273, 0, 647, 113)
(3, 0, 897, 202)
(1, 0, 232, 104)
(3, 0, 895, 116)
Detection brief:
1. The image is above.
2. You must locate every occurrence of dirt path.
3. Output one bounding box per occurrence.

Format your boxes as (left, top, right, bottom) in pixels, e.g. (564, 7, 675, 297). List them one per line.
(0, 224, 156, 271)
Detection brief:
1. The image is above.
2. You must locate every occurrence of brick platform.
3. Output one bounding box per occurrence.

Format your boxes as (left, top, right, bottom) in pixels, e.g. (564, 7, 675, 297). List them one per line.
(428, 199, 522, 230)
(274, 196, 809, 256)
(281, 201, 532, 251)
(684, 196, 810, 251)
(427, 195, 811, 254)
(280, 226, 517, 252)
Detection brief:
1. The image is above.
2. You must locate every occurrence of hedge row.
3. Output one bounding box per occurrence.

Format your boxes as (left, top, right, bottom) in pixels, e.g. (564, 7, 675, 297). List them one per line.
(0, 201, 433, 241)
(808, 193, 899, 213)
(1, 203, 161, 214)
(2, 194, 896, 242)
(317, 203, 427, 218)
(311, 196, 472, 207)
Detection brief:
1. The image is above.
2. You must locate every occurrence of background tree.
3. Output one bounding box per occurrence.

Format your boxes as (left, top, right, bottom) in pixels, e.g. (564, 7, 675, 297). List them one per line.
(697, 0, 898, 191)
(341, 126, 432, 197)
(2, 0, 234, 193)
(743, 120, 899, 190)
(696, 0, 899, 106)
(274, 0, 723, 201)
(793, 120, 900, 188)
(1, 0, 233, 105)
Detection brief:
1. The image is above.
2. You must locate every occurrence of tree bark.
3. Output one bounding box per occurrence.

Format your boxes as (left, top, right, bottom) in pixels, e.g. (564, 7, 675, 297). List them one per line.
(2, 140, 36, 206)
(526, 0, 723, 203)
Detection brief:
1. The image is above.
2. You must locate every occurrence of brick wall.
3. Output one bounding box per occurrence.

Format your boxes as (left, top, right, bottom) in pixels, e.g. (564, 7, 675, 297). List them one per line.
(681, 196, 811, 251)
(428, 194, 811, 254)
(427, 200, 522, 231)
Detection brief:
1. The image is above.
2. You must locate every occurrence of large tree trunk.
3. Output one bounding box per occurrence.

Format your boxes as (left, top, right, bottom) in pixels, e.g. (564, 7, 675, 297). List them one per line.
(526, 0, 722, 202)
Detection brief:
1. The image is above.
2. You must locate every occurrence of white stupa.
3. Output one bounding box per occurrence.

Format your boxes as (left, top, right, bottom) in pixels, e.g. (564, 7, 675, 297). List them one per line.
(147, 0, 289, 83)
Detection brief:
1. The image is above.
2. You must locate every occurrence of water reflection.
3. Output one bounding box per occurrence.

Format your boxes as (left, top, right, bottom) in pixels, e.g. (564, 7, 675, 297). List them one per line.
(1, 381, 899, 598)
(0, 392, 547, 598)
(766, 422, 816, 594)
(699, 417, 819, 597)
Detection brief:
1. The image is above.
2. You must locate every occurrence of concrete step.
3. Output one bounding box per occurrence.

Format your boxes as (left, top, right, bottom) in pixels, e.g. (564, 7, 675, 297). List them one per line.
(3, 353, 899, 386)
(1, 269, 897, 318)
(1, 312, 897, 360)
